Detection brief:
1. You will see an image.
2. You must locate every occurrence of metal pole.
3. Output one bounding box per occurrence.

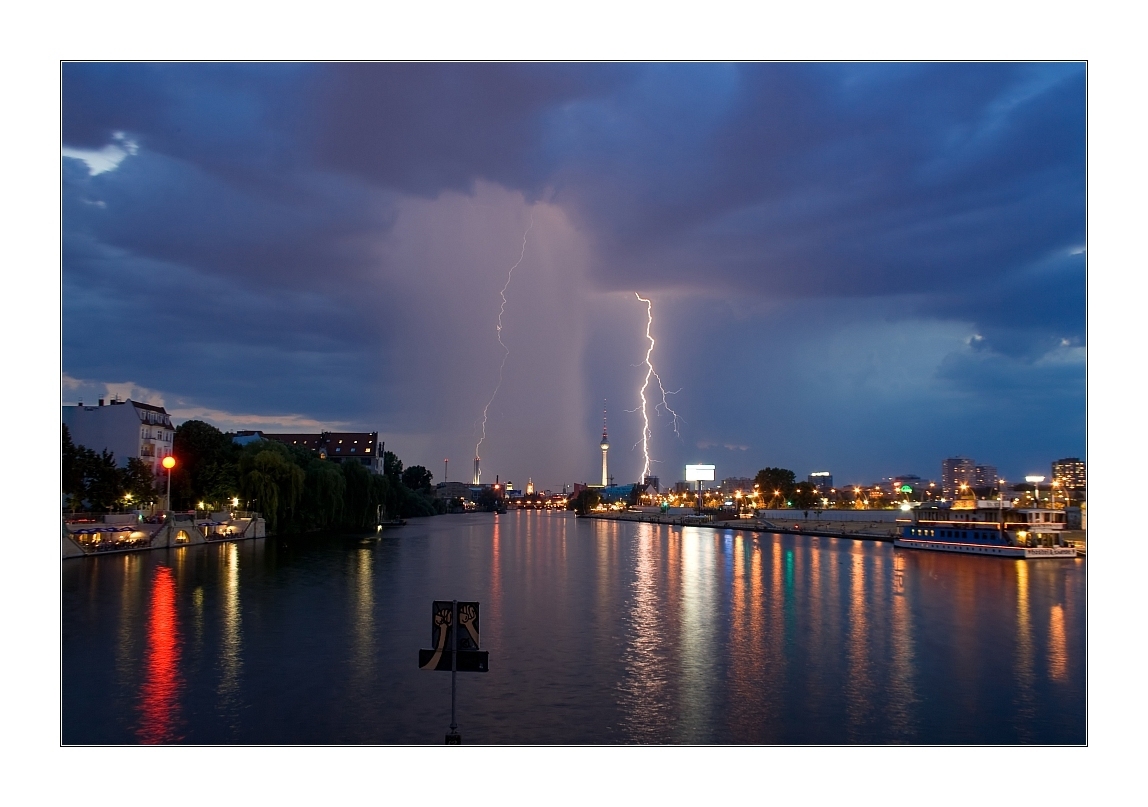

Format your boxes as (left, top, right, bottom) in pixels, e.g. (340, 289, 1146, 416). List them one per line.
(450, 599, 458, 738)
(452, 601, 461, 739)
(166, 466, 172, 513)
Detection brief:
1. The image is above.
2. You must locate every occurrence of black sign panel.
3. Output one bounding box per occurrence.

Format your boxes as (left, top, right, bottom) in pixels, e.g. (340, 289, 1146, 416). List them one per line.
(417, 649, 489, 672)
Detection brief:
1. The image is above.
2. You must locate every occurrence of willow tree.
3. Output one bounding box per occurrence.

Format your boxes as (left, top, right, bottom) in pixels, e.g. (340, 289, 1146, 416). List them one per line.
(239, 441, 305, 533)
(303, 459, 346, 530)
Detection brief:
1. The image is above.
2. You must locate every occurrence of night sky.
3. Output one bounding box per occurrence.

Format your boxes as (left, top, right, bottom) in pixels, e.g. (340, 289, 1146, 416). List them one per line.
(61, 63, 1085, 490)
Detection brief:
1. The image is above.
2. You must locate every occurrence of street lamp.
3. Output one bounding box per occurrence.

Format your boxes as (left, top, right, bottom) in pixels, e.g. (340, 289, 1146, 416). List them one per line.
(162, 455, 176, 513)
(1025, 475, 1045, 508)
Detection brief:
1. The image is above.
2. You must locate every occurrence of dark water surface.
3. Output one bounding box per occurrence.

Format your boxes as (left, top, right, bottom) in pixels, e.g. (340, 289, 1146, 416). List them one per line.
(63, 512, 1085, 744)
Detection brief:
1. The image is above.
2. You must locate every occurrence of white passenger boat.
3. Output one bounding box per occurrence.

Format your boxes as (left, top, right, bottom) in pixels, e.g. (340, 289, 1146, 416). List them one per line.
(894, 496, 1079, 559)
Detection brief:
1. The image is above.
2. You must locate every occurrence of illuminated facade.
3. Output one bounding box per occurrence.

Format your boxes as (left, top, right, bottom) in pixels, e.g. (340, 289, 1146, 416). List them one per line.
(721, 477, 754, 494)
(1051, 457, 1085, 490)
(234, 430, 384, 473)
(63, 397, 174, 475)
(973, 465, 999, 489)
(941, 457, 975, 498)
(807, 471, 833, 492)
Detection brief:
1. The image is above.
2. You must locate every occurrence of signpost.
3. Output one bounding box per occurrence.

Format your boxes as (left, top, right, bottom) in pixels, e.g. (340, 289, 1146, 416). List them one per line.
(685, 464, 715, 513)
(419, 600, 488, 744)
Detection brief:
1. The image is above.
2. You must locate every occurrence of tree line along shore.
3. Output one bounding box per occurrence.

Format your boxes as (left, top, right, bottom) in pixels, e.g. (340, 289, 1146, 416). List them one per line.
(63, 420, 447, 535)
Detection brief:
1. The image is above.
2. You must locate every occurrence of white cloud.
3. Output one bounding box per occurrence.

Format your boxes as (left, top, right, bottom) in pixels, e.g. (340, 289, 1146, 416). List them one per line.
(696, 440, 749, 452)
(166, 405, 347, 433)
(62, 372, 349, 432)
(1035, 344, 1086, 366)
(61, 373, 164, 405)
(62, 132, 139, 175)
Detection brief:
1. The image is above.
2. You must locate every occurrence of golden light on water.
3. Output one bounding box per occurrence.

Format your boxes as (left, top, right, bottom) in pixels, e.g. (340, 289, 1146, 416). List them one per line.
(1048, 604, 1067, 681)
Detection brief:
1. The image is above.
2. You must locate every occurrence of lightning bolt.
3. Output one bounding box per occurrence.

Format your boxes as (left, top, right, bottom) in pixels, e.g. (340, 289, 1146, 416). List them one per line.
(635, 292, 682, 482)
(474, 214, 534, 478)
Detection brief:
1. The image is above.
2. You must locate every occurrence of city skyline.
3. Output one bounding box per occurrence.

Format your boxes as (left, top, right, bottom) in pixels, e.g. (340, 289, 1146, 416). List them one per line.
(62, 63, 1085, 490)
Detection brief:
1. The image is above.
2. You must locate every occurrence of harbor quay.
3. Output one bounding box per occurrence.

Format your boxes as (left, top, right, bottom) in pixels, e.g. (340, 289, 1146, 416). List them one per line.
(578, 508, 1087, 550)
(579, 509, 903, 542)
(62, 511, 267, 559)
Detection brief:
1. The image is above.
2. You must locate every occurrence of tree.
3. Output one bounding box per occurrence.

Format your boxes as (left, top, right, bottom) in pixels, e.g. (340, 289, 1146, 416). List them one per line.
(238, 441, 305, 533)
(123, 458, 158, 508)
(301, 459, 346, 530)
(402, 465, 433, 492)
(172, 420, 240, 508)
(754, 467, 797, 507)
(383, 450, 403, 482)
(790, 484, 818, 510)
(62, 427, 83, 502)
(84, 449, 125, 512)
(627, 483, 644, 507)
(569, 488, 601, 515)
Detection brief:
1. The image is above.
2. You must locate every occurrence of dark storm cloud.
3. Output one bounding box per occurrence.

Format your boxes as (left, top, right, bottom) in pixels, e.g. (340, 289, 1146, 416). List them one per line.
(62, 62, 1085, 482)
(559, 64, 1084, 294)
(64, 62, 1084, 305)
(309, 62, 635, 197)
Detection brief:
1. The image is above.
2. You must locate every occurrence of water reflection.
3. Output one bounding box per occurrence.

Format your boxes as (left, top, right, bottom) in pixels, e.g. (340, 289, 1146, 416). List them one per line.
(490, 518, 502, 636)
(619, 527, 671, 740)
(1048, 604, 1067, 682)
(887, 552, 917, 740)
(350, 547, 376, 697)
(63, 514, 1085, 745)
(115, 553, 142, 710)
(1013, 561, 1036, 740)
(845, 552, 874, 739)
(216, 543, 243, 734)
(727, 535, 750, 737)
(135, 565, 182, 743)
(678, 529, 717, 742)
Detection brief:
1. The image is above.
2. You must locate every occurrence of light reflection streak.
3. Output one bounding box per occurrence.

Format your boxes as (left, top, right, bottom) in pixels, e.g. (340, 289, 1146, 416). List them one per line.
(844, 552, 874, 738)
(135, 565, 182, 743)
(217, 542, 243, 733)
(677, 528, 718, 742)
(1048, 604, 1067, 682)
(619, 525, 671, 740)
(490, 518, 502, 651)
(351, 547, 376, 696)
(802, 541, 824, 724)
(1013, 561, 1036, 740)
(191, 586, 204, 660)
(768, 538, 784, 669)
(887, 552, 917, 739)
(727, 535, 751, 737)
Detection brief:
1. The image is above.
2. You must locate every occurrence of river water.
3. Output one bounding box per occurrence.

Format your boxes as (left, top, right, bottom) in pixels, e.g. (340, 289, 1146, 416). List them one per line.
(62, 511, 1085, 744)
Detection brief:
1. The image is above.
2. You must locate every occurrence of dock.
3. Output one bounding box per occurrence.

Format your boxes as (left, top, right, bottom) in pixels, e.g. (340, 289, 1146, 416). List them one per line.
(577, 511, 899, 543)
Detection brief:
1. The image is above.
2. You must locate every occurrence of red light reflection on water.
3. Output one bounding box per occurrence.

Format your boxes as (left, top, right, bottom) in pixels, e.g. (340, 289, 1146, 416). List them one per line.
(136, 565, 183, 743)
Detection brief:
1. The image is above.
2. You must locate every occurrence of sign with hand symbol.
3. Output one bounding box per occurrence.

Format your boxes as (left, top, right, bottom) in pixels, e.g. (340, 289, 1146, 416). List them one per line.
(419, 601, 488, 672)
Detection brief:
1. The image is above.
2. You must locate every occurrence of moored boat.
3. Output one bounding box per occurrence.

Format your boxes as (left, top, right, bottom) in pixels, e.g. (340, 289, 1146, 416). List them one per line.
(894, 496, 1079, 559)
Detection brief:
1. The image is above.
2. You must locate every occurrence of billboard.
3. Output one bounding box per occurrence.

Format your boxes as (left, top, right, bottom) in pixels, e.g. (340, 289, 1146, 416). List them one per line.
(685, 464, 716, 482)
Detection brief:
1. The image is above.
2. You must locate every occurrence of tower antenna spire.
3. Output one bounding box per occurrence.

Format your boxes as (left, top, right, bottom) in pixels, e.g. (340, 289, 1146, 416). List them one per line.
(600, 399, 610, 487)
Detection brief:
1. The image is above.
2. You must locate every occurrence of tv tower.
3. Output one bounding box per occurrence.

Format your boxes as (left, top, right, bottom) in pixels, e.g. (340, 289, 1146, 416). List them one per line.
(600, 401, 610, 487)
